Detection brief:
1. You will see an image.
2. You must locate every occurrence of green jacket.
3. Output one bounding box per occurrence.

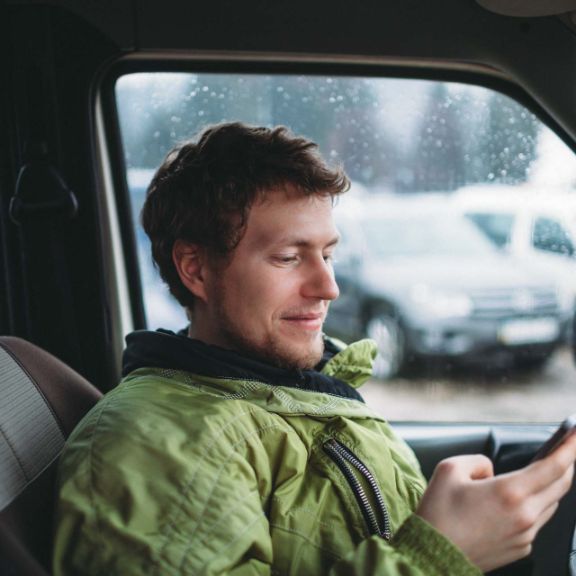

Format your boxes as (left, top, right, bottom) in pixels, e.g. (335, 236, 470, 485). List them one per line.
(53, 331, 480, 576)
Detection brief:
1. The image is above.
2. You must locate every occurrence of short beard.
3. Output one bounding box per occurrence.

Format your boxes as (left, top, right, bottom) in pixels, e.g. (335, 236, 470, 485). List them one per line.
(211, 282, 324, 371)
(218, 317, 324, 371)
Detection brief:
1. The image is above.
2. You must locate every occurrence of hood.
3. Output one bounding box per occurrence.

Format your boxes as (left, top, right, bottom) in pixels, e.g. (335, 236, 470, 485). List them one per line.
(363, 253, 553, 294)
(122, 329, 377, 402)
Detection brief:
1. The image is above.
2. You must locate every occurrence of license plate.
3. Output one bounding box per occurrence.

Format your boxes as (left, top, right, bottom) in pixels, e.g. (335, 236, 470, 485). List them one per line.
(499, 318, 560, 345)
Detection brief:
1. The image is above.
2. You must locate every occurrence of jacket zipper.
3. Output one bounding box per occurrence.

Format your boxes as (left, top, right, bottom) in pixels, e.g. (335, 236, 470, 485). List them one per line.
(323, 438, 392, 541)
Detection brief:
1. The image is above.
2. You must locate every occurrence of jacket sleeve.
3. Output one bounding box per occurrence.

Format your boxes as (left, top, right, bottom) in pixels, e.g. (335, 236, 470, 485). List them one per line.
(329, 514, 482, 576)
(52, 394, 275, 576)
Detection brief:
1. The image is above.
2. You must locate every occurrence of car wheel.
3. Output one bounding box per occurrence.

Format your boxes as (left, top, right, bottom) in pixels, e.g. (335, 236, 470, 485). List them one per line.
(365, 311, 405, 380)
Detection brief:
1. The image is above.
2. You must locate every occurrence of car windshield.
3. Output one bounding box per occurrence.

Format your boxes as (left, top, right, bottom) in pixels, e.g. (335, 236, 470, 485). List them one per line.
(361, 209, 497, 258)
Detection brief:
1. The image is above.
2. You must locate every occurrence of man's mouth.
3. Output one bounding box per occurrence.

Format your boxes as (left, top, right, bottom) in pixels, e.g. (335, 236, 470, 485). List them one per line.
(281, 312, 325, 330)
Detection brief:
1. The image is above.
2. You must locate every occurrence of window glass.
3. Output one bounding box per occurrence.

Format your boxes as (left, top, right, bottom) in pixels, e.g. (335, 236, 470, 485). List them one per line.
(533, 217, 575, 256)
(115, 72, 576, 422)
(332, 221, 362, 268)
(466, 213, 515, 248)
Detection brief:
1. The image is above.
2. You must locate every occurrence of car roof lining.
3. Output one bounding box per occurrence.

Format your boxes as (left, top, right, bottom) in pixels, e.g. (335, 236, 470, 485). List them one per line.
(476, 0, 576, 17)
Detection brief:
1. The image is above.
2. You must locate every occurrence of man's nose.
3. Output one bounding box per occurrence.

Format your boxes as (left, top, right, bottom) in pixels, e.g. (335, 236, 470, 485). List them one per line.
(303, 258, 340, 301)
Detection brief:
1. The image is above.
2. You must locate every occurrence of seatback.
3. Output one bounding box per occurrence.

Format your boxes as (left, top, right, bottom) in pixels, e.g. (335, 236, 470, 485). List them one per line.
(0, 337, 102, 575)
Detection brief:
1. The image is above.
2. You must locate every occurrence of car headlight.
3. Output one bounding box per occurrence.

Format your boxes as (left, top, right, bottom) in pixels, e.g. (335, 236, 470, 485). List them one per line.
(410, 284, 473, 319)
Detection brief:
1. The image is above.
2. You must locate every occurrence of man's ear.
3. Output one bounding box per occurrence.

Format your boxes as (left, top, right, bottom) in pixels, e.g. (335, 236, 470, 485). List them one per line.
(172, 240, 209, 303)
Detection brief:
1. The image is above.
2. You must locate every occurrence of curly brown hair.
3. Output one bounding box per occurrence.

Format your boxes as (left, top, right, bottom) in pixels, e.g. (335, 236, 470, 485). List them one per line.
(141, 122, 349, 308)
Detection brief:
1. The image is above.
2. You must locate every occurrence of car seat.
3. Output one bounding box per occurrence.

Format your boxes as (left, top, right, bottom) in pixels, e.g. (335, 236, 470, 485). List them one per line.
(0, 336, 102, 575)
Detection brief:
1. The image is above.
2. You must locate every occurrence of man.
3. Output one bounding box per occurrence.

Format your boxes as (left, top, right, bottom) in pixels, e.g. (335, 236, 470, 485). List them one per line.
(53, 123, 576, 575)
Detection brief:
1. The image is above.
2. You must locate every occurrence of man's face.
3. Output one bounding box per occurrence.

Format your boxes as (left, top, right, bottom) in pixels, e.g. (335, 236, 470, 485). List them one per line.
(202, 188, 340, 370)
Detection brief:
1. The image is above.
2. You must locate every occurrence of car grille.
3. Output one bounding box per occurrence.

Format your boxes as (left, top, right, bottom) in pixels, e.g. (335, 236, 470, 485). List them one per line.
(470, 287, 558, 319)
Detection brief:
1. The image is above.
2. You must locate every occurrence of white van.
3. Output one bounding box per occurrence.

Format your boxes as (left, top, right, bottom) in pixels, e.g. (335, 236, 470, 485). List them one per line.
(454, 185, 576, 326)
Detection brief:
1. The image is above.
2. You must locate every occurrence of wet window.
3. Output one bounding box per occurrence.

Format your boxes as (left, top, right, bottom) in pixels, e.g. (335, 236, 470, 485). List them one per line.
(533, 217, 575, 256)
(466, 213, 515, 248)
(115, 72, 576, 423)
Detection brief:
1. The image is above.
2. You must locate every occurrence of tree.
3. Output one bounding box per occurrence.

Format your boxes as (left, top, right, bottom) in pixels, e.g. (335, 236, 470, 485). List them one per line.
(267, 75, 397, 188)
(410, 83, 466, 192)
(473, 92, 539, 185)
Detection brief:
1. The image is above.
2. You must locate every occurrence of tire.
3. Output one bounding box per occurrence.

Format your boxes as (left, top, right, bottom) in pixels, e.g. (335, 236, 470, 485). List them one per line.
(365, 311, 406, 380)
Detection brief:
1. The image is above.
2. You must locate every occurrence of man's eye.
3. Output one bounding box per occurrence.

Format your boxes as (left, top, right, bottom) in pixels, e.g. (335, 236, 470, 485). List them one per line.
(275, 255, 299, 264)
(323, 254, 335, 264)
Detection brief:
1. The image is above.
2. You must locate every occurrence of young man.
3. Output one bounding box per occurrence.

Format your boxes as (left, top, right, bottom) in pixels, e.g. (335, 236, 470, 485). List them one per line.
(53, 123, 576, 575)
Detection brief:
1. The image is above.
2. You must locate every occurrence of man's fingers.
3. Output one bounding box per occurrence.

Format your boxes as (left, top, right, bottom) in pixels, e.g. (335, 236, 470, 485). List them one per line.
(469, 454, 494, 480)
(529, 463, 575, 516)
(538, 431, 576, 469)
(434, 454, 494, 483)
(533, 500, 559, 533)
(505, 433, 576, 497)
(495, 446, 576, 536)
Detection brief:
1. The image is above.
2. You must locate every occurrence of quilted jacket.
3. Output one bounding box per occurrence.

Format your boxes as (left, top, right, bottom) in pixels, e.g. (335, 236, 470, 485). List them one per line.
(53, 330, 481, 576)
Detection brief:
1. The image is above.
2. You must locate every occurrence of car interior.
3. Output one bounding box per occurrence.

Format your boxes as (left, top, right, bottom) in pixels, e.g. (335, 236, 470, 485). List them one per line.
(2, 0, 576, 574)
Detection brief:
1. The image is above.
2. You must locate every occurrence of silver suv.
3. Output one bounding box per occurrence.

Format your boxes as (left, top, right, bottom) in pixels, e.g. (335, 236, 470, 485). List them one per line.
(325, 194, 566, 379)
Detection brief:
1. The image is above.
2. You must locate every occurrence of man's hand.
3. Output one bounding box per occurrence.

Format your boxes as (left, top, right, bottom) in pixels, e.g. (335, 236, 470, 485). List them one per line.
(416, 433, 576, 572)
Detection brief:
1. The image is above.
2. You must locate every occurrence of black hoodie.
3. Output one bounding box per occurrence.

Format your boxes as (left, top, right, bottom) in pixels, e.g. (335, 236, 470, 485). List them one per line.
(122, 329, 364, 402)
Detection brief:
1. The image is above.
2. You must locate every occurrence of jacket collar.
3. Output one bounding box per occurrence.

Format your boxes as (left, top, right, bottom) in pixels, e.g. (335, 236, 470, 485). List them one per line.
(122, 329, 376, 402)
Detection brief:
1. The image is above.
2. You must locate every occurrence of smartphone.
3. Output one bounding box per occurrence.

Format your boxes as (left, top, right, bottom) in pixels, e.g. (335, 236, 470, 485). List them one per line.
(532, 414, 576, 462)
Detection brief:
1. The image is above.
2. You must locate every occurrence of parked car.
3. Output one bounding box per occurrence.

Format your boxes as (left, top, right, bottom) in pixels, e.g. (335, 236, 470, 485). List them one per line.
(454, 186, 576, 261)
(454, 186, 576, 339)
(326, 195, 566, 378)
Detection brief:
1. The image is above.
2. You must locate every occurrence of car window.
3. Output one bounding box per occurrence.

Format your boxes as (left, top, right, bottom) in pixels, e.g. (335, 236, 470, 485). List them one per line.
(115, 71, 576, 423)
(363, 210, 497, 258)
(465, 212, 515, 248)
(333, 218, 364, 268)
(532, 217, 575, 257)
